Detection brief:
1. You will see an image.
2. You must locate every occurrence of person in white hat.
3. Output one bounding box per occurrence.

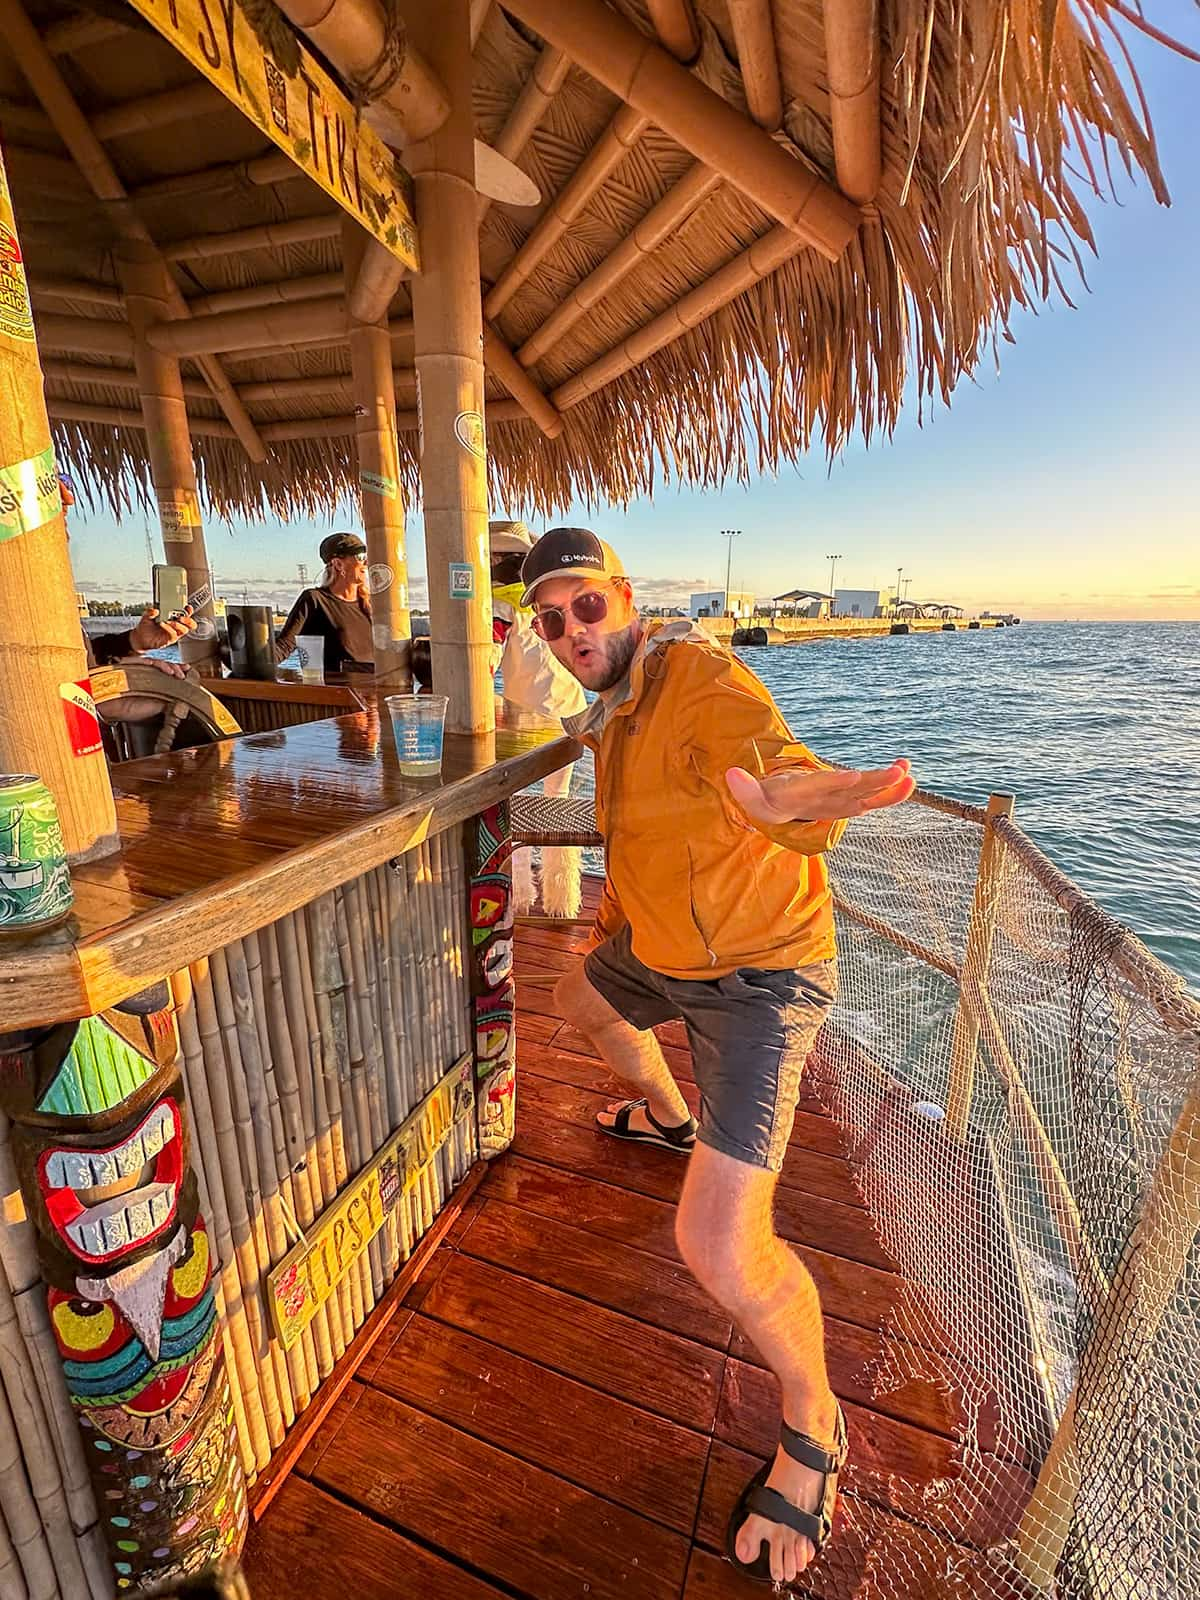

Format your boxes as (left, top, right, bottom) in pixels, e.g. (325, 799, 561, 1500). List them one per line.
(489, 521, 587, 917)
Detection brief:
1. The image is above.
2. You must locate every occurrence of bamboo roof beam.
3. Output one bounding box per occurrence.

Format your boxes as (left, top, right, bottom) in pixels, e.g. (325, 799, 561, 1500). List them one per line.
(146, 298, 415, 357)
(484, 103, 649, 318)
(163, 215, 343, 262)
(477, 42, 570, 225)
(47, 400, 235, 437)
(0, 0, 267, 461)
(482, 324, 563, 437)
(42, 358, 212, 400)
(645, 0, 700, 63)
(276, 0, 450, 143)
(0, 144, 90, 197)
(502, 0, 860, 259)
(0, 98, 53, 136)
(551, 221, 804, 410)
(30, 275, 123, 309)
(92, 83, 228, 142)
(187, 272, 344, 317)
(823, 0, 882, 204)
(346, 237, 409, 324)
(43, 12, 126, 54)
(517, 159, 721, 368)
(727, 0, 783, 131)
(132, 150, 303, 203)
(35, 313, 134, 357)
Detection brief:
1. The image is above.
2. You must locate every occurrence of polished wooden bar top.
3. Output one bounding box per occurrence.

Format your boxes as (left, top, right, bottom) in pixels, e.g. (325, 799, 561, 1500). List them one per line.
(0, 697, 579, 1031)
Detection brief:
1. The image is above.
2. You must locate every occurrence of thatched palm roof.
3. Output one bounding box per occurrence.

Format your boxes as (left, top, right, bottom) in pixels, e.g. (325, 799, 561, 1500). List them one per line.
(0, 0, 1191, 521)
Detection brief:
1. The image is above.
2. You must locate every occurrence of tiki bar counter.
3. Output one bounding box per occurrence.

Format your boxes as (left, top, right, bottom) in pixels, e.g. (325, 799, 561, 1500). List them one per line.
(1, 0, 1197, 1596)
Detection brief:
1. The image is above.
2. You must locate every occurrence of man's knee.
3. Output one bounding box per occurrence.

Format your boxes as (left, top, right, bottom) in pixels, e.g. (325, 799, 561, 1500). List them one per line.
(675, 1198, 757, 1307)
(554, 961, 621, 1031)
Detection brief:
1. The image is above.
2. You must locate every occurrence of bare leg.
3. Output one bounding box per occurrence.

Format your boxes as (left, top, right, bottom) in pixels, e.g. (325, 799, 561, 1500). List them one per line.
(554, 961, 691, 1132)
(676, 1143, 840, 1586)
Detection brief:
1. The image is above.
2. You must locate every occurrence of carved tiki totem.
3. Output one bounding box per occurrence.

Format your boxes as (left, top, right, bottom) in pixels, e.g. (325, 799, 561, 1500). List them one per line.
(0, 982, 247, 1594)
(469, 803, 516, 1157)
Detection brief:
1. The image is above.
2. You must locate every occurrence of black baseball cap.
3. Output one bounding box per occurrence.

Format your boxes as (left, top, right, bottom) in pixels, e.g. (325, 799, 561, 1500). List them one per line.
(520, 526, 623, 606)
(319, 531, 367, 561)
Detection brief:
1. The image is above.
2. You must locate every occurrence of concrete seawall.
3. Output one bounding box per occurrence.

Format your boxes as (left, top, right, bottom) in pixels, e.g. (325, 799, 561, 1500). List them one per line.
(696, 617, 1004, 645)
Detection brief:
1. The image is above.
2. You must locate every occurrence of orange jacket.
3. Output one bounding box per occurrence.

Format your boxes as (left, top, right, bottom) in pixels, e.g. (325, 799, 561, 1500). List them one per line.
(569, 622, 845, 979)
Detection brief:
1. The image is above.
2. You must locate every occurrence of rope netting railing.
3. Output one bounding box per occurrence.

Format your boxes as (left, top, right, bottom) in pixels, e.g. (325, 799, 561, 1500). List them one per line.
(519, 782, 1200, 1597)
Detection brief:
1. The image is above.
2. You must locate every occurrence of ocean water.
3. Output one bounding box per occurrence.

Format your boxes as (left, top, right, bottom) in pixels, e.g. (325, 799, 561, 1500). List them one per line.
(737, 621, 1199, 992)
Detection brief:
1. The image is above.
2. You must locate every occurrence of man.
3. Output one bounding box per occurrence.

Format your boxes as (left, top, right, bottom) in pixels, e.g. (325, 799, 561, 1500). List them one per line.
(61, 476, 196, 679)
(274, 532, 373, 673)
(521, 528, 915, 1587)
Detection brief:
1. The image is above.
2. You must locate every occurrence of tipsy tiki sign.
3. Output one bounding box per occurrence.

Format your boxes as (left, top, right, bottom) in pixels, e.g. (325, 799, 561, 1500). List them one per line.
(0, 985, 246, 1594)
(470, 803, 516, 1157)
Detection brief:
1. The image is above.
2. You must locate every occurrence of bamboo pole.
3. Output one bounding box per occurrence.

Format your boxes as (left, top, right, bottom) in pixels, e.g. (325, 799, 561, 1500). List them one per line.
(147, 295, 349, 358)
(823, 0, 882, 205)
(482, 324, 563, 436)
(0, 139, 118, 860)
(43, 13, 125, 53)
(646, 0, 700, 62)
(0, 0, 267, 461)
(946, 794, 1016, 1139)
(476, 42, 570, 225)
(117, 240, 220, 669)
(28, 276, 122, 309)
(502, 0, 860, 258)
(345, 219, 411, 687)
(189, 272, 344, 317)
(45, 399, 234, 438)
(276, 0, 450, 143)
(42, 358, 211, 399)
(131, 149, 300, 204)
(516, 159, 722, 369)
(92, 82, 226, 142)
(550, 220, 807, 410)
(727, 0, 783, 130)
(484, 103, 649, 320)
(404, 0, 494, 735)
(163, 215, 342, 263)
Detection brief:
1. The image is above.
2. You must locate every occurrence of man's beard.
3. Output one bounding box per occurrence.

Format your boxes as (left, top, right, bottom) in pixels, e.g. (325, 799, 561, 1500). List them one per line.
(589, 622, 640, 692)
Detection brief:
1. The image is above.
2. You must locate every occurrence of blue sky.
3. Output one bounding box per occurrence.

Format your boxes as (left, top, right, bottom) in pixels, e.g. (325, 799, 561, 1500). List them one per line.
(70, 14, 1200, 621)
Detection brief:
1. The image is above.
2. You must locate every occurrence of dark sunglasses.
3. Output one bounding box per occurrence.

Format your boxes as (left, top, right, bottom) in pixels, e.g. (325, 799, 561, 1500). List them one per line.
(531, 581, 621, 642)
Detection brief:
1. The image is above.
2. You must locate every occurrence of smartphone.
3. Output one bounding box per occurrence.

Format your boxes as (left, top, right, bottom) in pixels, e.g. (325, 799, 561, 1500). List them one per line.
(152, 564, 189, 620)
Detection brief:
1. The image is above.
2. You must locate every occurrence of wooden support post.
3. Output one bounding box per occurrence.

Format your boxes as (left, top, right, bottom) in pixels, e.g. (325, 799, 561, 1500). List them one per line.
(404, 0, 494, 735)
(0, 138, 118, 860)
(116, 241, 219, 670)
(344, 220, 412, 688)
(945, 792, 1015, 1138)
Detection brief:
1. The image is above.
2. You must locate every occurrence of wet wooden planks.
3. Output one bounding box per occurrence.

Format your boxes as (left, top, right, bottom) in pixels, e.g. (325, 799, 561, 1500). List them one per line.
(244, 922, 1022, 1600)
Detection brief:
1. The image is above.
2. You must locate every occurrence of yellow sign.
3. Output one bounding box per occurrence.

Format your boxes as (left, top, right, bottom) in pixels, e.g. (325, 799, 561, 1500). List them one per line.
(123, 0, 419, 270)
(268, 1057, 475, 1348)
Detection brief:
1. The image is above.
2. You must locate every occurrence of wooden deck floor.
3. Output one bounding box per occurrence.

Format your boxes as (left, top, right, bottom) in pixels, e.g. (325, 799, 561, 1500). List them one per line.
(242, 917, 989, 1600)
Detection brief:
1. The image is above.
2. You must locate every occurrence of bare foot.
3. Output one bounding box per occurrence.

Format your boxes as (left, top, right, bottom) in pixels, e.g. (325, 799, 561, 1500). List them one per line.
(734, 1396, 842, 1586)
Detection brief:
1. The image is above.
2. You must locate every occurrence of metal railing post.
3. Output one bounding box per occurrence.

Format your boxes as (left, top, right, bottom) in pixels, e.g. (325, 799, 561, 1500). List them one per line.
(946, 792, 1015, 1138)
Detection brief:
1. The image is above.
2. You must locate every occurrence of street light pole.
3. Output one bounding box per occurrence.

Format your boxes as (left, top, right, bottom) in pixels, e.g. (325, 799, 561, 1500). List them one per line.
(721, 528, 742, 617)
(895, 565, 904, 618)
(826, 553, 842, 614)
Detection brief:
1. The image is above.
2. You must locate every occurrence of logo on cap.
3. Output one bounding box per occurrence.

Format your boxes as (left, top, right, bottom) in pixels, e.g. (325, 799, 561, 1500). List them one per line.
(563, 551, 601, 566)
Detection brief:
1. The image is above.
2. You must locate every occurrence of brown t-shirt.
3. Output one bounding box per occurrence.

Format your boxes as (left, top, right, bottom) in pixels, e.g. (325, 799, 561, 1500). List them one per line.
(274, 588, 374, 673)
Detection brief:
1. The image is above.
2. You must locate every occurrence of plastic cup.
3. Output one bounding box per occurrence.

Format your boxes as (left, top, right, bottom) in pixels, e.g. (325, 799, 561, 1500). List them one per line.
(296, 634, 324, 684)
(386, 694, 448, 776)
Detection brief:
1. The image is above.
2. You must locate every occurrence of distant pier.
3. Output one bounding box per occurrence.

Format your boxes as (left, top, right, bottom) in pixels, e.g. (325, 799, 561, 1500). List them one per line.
(699, 615, 1007, 647)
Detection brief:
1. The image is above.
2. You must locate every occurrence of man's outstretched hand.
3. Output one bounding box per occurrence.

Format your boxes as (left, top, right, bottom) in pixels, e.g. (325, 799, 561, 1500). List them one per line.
(129, 605, 197, 654)
(726, 759, 915, 825)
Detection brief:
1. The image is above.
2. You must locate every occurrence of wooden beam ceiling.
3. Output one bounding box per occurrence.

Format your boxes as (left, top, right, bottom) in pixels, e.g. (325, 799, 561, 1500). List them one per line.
(727, 0, 783, 131)
(823, 0, 882, 203)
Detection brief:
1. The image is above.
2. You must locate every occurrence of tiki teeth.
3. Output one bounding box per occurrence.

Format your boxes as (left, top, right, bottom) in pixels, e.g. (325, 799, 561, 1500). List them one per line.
(65, 1180, 176, 1257)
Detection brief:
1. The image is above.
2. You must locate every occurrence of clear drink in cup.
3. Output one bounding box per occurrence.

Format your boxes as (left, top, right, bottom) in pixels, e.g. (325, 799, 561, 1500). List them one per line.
(386, 694, 448, 776)
(296, 635, 325, 684)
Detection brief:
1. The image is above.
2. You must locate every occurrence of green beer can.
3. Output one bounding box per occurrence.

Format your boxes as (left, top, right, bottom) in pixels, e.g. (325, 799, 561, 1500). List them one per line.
(0, 775, 73, 933)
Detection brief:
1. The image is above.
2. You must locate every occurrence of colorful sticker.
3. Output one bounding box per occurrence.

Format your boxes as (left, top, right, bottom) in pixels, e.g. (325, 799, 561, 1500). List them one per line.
(0, 446, 62, 546)
(360, 469, 397, 499)
(453, 410, 486, 461)
(449, 563, 475, 600)
(60, 679, 103, 758)
(0, 218, 34, 342)
(367, 563, 394, 593)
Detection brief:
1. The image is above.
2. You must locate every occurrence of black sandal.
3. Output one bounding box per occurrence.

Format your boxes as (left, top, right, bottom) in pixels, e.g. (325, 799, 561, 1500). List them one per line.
(726, 1404, 847, 1583)
(596, 1097, 697, 1155)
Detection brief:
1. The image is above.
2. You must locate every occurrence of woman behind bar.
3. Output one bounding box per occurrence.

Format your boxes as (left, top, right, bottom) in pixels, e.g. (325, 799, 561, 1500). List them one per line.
(274, 532, 374, 674)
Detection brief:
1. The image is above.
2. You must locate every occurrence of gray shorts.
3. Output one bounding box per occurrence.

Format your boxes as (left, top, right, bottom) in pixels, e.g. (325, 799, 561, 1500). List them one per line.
(583, 925, 836, 1171)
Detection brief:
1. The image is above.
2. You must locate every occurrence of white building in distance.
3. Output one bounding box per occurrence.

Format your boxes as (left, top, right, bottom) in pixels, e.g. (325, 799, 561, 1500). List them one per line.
(690, 589, 756, 619)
